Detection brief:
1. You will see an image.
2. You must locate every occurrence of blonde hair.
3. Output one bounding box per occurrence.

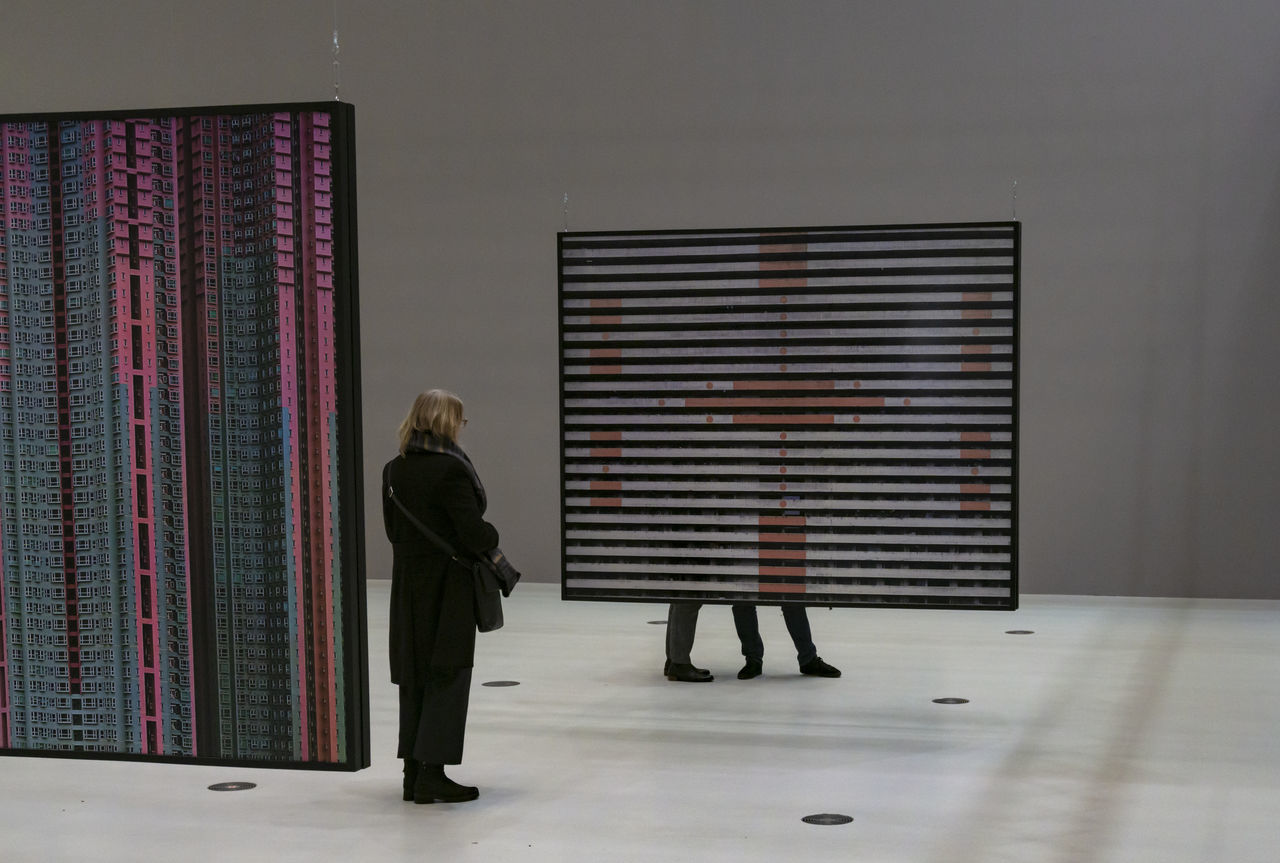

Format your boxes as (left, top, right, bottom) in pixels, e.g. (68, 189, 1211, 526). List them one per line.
(398, 389, 465, 453)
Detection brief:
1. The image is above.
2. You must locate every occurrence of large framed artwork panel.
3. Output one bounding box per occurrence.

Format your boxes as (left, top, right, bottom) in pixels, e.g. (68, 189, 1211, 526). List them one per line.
(0, 102, 368, 768)
(559, 222, 1019, 611)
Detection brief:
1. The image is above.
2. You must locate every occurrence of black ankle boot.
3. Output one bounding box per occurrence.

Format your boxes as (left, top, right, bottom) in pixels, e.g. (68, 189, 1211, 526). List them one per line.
(414, 763, 479, 804)
(402, 758, 419, 802)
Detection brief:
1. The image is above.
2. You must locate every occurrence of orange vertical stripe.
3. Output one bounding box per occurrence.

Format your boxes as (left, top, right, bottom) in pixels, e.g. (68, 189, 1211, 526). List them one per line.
(759, 516, 807, 527)
(757, 533, 808, 544)
(759, 549, 807, 561)
(732, 414, 836, 424)
(758, 583, 807, 594)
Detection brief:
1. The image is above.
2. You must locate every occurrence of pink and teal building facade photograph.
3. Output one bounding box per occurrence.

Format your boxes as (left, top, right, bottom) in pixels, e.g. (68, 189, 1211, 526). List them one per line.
(0, 108, 357, 765)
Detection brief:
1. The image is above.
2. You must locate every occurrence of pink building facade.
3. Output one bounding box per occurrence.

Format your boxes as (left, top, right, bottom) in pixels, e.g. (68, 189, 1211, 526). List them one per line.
(0, 111, 344, 761)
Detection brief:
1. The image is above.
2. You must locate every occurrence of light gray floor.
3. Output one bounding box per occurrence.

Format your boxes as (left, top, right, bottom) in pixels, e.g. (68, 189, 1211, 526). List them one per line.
(2, 582, 1277, 862)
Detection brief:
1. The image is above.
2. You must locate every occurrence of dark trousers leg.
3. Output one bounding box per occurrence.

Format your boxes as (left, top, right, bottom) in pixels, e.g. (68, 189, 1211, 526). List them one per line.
(665, 602, 702, 664)
(781, 605, 818, 666)
(731, 604, 764, 661)
(398, 667, 473, 765)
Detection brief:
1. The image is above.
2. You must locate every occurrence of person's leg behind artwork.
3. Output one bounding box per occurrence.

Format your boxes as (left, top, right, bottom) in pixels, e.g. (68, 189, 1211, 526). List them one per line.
(781, 604, 841, 677)
(731, 603, 765, 679)
(665, 602, 712, 681)
(406, 667, 479, 803)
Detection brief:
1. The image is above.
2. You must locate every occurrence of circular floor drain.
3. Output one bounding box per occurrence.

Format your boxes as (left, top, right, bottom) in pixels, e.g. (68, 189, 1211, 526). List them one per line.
(933, 697, 970, 704)
(1006, 630, 1035, 635)
(802, 813, 853, 826)
(208, 782, 257, 792)
(482, 680, 520, 687)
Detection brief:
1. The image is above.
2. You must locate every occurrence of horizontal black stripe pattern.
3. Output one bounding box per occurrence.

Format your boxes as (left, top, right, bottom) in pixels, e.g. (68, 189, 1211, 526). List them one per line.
(559, 223, 1019, 609)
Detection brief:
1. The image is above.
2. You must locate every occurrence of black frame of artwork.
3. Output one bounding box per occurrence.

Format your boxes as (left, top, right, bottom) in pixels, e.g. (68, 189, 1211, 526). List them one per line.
(558, 221, 1019, 612)
(0, 102, 368, 770)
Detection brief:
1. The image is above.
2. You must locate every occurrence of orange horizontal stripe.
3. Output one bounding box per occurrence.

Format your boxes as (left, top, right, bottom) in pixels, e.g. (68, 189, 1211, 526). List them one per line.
(590, 448, 622, 458)
(962, 292, 993, 301)
(590, 298, 623, 308)
(962, 309, 993, 319)
(960, 449, 991, 459)
(589, 348, 621, 358)
(961, 344, 992, 354)
(590, 480, 622, 491)
(759, 516, 806, 527)
(589, 365, 622, 375)
(759, 241, 806, 252)
(758, 582, 807, 594)
(760, 549, 807, 561)
(760, 278, 806, 289)
(690, 397, 883, 409)
(961, 362, 991, 372)
(961, 431, 991, 442)
(732, 380, 835, 391)
(961, 484, 991, 494)
(590, 497, 622, 507)
(733, 414, 836, 425)
(758, 533, 807, 544)
(759, 259, 807, 272)
(759, 565, 806, 577)
(591, 431, 623, 441)
(591, 315, 622, 325)
(961, 501, 991, 511)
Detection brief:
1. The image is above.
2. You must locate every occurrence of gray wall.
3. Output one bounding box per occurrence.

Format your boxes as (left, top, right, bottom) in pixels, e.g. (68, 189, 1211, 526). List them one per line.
(4, 1, 1278, 598)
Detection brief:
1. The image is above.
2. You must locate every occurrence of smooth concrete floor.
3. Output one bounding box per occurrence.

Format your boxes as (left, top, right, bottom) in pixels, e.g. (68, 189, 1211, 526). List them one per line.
(1, 581, 1278, 862)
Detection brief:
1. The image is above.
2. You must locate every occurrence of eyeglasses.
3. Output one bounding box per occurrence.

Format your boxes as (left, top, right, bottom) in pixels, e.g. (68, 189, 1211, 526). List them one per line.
(461, 418, 469, 426)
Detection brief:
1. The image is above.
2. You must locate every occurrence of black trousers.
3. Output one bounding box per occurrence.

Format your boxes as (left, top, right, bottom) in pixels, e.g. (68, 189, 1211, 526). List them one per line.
(665, 602, 703, 664)
(732, 604, 818, 667)
(398, 667, 472, 765)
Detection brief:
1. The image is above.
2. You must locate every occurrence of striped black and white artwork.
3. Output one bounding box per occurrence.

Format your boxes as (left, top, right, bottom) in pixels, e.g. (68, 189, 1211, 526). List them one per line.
(558, 222, 1019, 610)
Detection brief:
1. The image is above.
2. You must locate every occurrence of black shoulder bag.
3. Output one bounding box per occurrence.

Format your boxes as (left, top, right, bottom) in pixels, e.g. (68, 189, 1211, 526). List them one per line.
(386, 482, 504, 633)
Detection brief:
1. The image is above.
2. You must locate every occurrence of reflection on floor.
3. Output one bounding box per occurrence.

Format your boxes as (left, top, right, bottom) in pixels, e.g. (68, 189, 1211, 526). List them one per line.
(2, 582, 1277, 863)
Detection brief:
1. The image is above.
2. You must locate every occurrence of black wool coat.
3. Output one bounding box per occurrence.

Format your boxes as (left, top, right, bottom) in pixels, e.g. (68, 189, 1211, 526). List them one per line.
(382, 451, 500, 684)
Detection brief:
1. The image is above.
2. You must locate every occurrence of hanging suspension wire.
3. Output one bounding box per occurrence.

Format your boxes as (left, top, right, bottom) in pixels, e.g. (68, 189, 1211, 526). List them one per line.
(332, 0, 342, 100)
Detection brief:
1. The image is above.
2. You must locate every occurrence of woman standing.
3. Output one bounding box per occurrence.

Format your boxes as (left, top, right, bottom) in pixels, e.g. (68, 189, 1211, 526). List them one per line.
(382, 389, 497, 804)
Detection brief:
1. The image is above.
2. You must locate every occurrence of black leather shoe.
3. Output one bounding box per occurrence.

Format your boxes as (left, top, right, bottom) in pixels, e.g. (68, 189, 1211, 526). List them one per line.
(737, 658, 763, 679)
(664, 659, 709, 677)
(799, 657, 841, 678)
(666, 662, 713, 682)
(414, 768, 479, 804)
(402, 758, 419, 801)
